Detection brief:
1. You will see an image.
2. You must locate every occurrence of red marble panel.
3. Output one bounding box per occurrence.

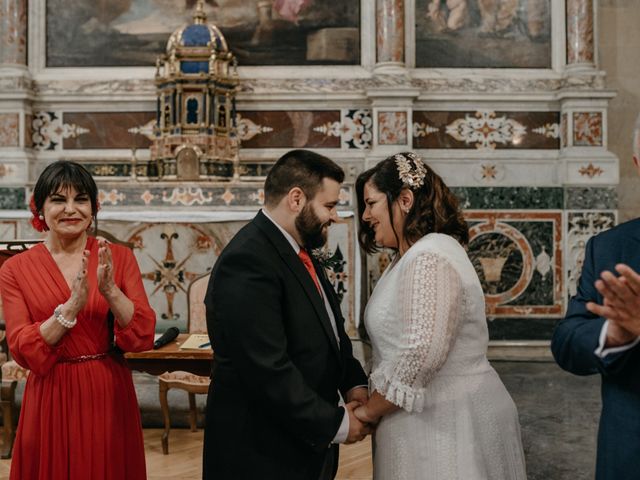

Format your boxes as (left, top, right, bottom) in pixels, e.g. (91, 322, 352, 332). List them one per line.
(413, 111, 560, 150)
(62, 112, 155, 150)
(238, 111, 341, 149)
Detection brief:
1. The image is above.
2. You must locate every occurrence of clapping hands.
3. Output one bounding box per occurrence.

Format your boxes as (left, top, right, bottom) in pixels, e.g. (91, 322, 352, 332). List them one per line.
(97, 238, 117, 300)
(587, 264, 640, 347)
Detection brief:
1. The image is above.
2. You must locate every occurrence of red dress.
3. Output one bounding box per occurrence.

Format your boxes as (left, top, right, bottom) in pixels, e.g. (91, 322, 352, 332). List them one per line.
(0, 236, 156, 480)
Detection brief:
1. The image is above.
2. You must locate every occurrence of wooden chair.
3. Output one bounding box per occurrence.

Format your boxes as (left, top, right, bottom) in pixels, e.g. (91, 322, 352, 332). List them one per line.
(158, 272, 211, 454)
(0, 240, 42, 458)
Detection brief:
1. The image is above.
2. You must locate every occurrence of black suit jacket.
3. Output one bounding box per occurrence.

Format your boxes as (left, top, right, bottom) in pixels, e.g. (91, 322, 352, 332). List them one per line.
(551, 218, 640, 480)
(202, 211, 367, 480)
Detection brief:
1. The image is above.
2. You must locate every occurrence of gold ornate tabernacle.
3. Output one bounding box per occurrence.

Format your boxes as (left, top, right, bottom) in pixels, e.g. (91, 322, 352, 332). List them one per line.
(150, 0, 240, 181)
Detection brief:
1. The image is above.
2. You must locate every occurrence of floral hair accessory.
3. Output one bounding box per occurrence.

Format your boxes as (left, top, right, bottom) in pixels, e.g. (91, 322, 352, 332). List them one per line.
(394, 152, 427, 190)
(29, 195, 48, 232)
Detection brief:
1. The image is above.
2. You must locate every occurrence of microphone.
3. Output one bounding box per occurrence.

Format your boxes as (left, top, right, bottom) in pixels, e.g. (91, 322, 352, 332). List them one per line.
(153, 327, 180, 349)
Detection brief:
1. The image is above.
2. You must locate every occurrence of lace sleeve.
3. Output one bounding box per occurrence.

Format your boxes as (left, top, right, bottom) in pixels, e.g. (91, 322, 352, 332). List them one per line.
(370, 252, 462, 412)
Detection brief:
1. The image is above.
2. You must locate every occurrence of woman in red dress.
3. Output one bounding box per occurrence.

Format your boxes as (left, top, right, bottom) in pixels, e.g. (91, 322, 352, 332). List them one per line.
(0, 160, 156, 480)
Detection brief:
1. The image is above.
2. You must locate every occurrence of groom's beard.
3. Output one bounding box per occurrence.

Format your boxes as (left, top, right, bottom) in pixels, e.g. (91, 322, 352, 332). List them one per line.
(295, 203, 330, 250)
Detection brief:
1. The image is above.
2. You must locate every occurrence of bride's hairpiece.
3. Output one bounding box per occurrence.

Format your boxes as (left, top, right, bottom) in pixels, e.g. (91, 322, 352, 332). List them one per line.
(394, 152, 427, 190)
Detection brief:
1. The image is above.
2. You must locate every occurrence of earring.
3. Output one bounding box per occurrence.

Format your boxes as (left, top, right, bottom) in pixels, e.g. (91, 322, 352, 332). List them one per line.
(38, 213, 44, 220)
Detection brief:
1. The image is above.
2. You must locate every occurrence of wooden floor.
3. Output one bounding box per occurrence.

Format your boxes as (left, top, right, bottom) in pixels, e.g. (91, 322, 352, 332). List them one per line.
(0, 428, 372, 479)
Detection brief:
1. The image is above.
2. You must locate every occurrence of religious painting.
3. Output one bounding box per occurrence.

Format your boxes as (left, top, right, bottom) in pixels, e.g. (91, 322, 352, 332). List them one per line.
(45, 0, 360, 67)
(415, 0, 552, 68)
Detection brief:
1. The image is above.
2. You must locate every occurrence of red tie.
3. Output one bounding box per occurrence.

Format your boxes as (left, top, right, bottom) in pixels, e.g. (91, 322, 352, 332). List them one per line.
(298, 249, 322, 294)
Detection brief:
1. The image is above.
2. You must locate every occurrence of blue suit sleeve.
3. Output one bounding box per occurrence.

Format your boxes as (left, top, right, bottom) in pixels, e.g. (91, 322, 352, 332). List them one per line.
(551, 236, 630, 376)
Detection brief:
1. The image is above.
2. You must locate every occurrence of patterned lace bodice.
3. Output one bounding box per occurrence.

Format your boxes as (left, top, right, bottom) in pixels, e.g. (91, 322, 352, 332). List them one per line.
(365, 233, 491, 412)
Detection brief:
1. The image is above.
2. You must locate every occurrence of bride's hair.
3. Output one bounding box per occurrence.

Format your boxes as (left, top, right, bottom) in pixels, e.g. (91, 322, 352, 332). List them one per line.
(356, 152, 469, 254)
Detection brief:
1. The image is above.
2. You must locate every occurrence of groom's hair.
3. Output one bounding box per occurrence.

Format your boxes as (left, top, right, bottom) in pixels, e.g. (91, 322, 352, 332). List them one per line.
(264, 149, 344, 207)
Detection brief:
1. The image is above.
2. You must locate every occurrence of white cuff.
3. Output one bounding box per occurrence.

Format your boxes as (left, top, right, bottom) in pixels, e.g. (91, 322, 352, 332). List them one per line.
(594, 320, 640, 358)
(332, 409, 349, 444)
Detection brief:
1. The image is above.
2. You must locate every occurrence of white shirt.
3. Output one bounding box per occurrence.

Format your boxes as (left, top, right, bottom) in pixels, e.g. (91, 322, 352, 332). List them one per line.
(594, 320, 640, 358)
(261, 209, 351, 444)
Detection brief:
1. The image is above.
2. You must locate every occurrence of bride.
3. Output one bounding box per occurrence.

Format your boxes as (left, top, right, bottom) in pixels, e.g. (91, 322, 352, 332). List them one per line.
(354, 152, 527, 480)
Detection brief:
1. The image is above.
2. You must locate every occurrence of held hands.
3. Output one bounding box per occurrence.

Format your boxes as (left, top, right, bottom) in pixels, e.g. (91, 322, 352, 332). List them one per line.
(97, 238, 118, 300)
(586, 264, 640, 347)
(345, 401, 373, 444)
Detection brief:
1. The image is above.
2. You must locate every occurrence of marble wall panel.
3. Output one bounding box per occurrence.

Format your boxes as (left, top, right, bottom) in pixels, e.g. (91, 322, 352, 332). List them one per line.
(565, 187, 617, 210)
(62, 112, 155, 150)
(0, 187, 25, 209)
(0, 0, 27, 65)
(96, 184, 353, 208)
(0, 113, 19, 147)
(566, 210, 616, 298)
(467, 211, 563, 317)
(573, 112, 603, 146)
(378, 111, 408, 145)
(366, 210, 564, 326)
(413, 111, 560, 150)
(98, 218, 357, 333)
(0, 221, 18, 241)
(452, 187, 564, 210)
(342, 109, 373, 150)
(566, 0, 595, 65)
(24, 113, 33, 148)
(238, 111, 341, 149)
(376, 0, 404, 63)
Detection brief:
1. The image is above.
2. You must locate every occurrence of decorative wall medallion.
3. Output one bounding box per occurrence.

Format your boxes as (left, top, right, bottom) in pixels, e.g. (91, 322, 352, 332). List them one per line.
(0, 113, 19, 147)
(98, 189, 126, 206)
(220, 189, 235, 206)
(162, 187, 214, 206)
(446, 111, 526, 149)
(467, 211, 563, 317)
(532, 123, 560, 139)
(573, 112, 603, 146)
(472, 163, 505, 183)
(140, 190, 156, 205)
(579, 163, 604, 179)
(32, 111, 89, 151)
(236, 114, 274, 142)
(342, 109, 373, 149)
(378, 111, 407, 146)
(566, 211, 616, 298)
(127, 224, 221, 331)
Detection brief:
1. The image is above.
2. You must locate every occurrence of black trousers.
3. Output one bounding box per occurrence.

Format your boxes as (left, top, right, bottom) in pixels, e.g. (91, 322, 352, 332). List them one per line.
(318, 445, 339, 480)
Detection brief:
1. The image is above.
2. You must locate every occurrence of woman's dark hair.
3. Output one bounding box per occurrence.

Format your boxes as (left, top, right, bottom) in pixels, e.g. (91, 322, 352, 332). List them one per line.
(32, 160, 99, 231)
(356, 152, 469, 254)
(264, 149, 344, 207)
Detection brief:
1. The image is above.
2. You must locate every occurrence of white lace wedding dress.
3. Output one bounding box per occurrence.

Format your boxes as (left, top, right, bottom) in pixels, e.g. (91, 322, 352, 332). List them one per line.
(365, 233, 527, 480)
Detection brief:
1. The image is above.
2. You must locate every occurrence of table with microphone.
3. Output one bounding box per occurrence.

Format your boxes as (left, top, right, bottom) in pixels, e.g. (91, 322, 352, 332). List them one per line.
(125, 327, 213, 377)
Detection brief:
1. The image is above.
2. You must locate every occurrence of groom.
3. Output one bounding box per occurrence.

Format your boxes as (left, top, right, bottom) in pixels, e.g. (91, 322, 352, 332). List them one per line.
(202, 150, 370, 480)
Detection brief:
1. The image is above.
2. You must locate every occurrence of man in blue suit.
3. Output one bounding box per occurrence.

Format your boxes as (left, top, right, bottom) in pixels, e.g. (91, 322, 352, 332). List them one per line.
(552, 116, 640, 480)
